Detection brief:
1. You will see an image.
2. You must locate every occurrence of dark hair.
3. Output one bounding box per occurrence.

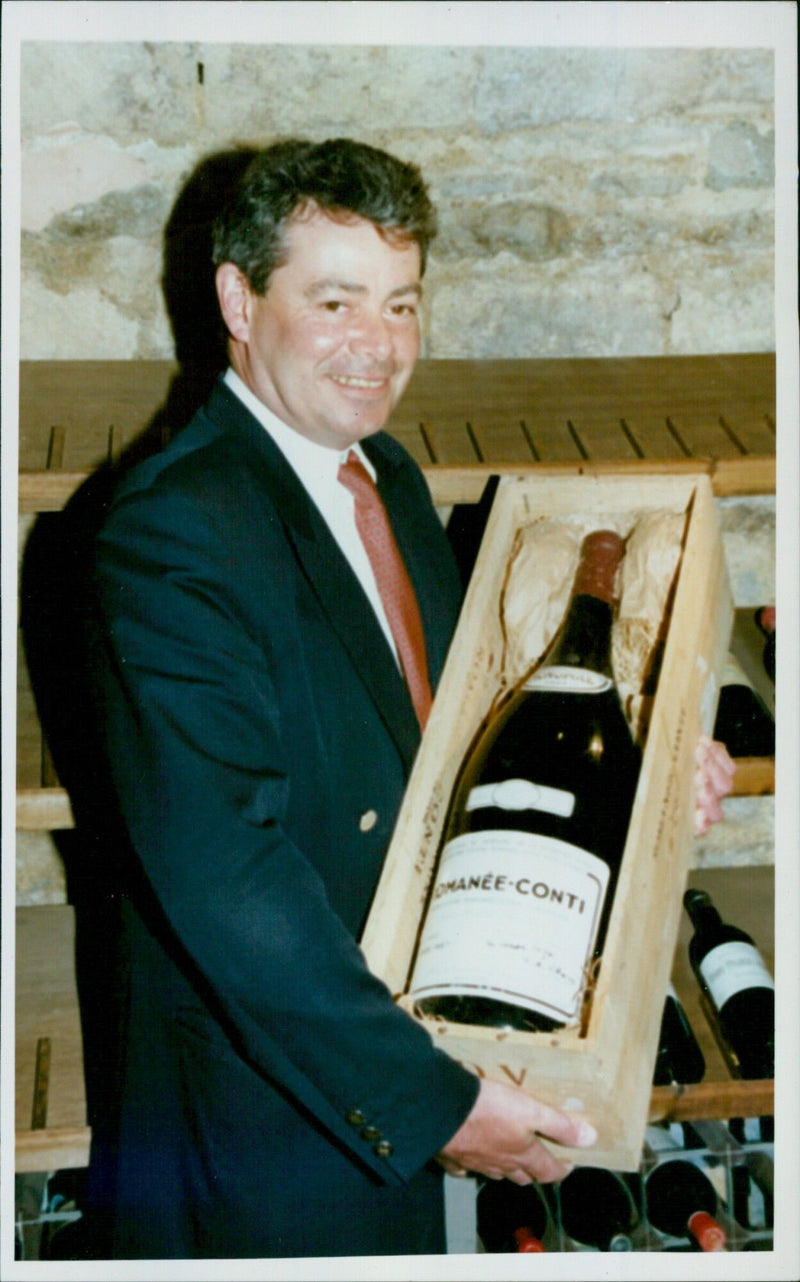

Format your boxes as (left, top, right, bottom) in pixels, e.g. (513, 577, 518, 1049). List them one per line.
(212, 137, 437, 293)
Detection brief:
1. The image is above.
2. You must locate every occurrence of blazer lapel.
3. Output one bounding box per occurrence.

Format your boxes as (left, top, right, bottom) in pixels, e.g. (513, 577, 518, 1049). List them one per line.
(286, 513, 422, 771)
(206, 383, 422, 772)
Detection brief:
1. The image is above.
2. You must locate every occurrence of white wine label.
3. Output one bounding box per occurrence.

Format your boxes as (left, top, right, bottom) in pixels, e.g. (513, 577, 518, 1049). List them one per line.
(409, 829, 609, 1026)
(699, 941, 774, 1010)
(466, 778, 575, 819)
(523, 666, 612, 695)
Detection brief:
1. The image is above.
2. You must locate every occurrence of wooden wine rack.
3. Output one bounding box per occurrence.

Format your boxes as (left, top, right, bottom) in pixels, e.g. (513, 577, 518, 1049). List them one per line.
(14, 355, 775, 1172)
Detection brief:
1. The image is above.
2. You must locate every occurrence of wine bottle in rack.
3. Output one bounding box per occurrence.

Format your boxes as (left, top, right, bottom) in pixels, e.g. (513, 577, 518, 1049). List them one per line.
(683, 889, 774, 1079)
(652, 982, 706, 1086)
(645, 1159, 727, 1250)
(712, 652, 774, 757)
(476, 1179, 550, 1253)
(409, 530, 641, 1032)
(558, 1167, 638, 1251)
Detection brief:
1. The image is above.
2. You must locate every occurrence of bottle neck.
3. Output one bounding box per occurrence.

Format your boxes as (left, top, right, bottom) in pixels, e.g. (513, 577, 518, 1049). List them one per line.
(544, 594, 615, 678)
(685, 892, 723, 933)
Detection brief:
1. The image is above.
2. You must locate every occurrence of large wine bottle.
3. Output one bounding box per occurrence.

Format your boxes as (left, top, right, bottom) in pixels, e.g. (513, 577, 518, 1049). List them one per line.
(409, 529, 641, 1032)
(712, 652, 774, 757)
(683, 888, 774, 1079)
(558, 1167, 638, 1250)
(652, 983, 705, 1086)
(645, 1159, 727, 1250)
(476, 1179, 550, 1253)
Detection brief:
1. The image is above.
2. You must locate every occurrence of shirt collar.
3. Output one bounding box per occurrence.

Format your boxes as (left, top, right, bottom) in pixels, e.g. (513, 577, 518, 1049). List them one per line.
(223, 367, 376, 484)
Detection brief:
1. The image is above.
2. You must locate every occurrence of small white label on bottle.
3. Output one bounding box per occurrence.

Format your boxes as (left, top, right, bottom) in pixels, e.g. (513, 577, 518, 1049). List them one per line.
(466, 778, 575, 819)
(523, 666, 612, 695)
(410, 829, 609, 1026)
(699, 940, 774, 1010)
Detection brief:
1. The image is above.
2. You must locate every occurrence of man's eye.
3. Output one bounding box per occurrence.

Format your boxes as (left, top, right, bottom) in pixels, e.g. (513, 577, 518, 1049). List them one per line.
(389, 303, 418, 317)
(320, 299, 346, 313)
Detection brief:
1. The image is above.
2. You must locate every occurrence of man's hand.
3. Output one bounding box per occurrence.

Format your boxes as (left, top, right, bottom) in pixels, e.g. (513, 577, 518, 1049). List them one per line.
(694, 735, 736, 835)
(437, 1078, 597, 1186)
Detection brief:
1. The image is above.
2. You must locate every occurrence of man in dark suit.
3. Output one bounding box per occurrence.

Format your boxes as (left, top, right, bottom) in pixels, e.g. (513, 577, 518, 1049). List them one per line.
(81, 137, 631, 1260)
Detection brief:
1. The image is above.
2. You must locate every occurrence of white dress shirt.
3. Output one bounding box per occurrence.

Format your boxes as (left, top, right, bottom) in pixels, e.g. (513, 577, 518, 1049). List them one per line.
(224, 368, 399, 664)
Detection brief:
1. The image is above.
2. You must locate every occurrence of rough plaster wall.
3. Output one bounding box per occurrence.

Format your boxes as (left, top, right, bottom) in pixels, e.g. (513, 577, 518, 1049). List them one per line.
(20, 43, 774, 360)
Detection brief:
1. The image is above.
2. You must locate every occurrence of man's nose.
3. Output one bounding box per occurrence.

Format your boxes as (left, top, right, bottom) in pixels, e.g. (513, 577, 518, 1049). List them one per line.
(348, 309, 393, 360)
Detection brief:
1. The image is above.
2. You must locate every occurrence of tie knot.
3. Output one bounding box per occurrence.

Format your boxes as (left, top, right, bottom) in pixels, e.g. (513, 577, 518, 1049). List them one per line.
(338, 450, 374, 500)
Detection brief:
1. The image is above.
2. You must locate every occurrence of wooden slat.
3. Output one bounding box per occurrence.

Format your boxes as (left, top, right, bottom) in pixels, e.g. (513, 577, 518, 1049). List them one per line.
(384, 424, 432, 468)
(16, 787, 75, 830)
(649, 1078, 773, 1124)
(711, 455, 775, 495)
(16, 1126, 92, 1174)
(31, 1037, 52, 1130)
(522, 419, 586, 462)
(18, 452, 775, 515)
(666, 413, 742, 460)
(46, 426, 66, 469)
(420, 421, 481, 465)
(422, 455, 775, 508)
(18, 471, 94, 513)
(619, 417, 687, 460)
(730, 757, 775, 796)
(717, 410, 776, 457)
(470, 420, 536, 465)
(16, 906, 88, 1170)
(568, 419, 641, 461)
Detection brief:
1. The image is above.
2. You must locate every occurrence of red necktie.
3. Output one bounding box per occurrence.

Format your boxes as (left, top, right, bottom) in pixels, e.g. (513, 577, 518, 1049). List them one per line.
(338, 451, 432, 730)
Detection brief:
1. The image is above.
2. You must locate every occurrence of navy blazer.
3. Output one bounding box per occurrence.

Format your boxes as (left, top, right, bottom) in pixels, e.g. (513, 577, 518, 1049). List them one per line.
(85, 380, 479, 1259)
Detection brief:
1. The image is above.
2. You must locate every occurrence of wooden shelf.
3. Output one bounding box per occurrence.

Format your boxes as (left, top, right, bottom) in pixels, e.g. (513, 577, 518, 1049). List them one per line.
(15, 867, 774, 1172)
(16, 354, 775, 512)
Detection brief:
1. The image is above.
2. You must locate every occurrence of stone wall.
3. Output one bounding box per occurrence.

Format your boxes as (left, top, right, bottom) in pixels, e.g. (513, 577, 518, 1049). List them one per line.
(21, 43, 774, 360)
(17, 42, 776, 904)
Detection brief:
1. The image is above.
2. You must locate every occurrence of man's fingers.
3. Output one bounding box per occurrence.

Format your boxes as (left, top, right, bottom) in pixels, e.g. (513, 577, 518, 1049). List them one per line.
(696, 734, 736, 786)
(693, 735, 736, 834)
(518, 1145, 574, 1185)
(437, 1078, 597, 1187)
(526, 1099, 598, 1150)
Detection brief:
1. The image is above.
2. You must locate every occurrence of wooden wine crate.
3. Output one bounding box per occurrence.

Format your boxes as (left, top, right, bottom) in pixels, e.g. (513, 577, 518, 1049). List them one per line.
(362, 472, 734, 1171)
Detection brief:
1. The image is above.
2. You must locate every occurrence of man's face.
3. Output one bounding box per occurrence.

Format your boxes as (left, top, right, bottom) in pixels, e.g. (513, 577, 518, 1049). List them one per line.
(222, 207, 423, 449)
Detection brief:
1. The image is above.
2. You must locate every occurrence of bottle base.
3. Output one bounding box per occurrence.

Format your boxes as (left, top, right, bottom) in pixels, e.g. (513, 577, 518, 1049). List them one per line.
(415, 993, 561, 1034)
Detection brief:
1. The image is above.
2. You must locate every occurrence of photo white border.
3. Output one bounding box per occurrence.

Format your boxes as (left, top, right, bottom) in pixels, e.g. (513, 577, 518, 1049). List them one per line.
(2, 5, 797, 1280)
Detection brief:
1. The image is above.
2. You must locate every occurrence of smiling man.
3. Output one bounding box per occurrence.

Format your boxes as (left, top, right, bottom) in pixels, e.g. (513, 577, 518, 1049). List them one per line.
(81, 138, 604, 1261)
(216, 205, 423, 447)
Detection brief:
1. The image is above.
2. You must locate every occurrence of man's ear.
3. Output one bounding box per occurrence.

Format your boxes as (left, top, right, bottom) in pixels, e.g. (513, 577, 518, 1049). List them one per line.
(216, 263, 252, 343)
